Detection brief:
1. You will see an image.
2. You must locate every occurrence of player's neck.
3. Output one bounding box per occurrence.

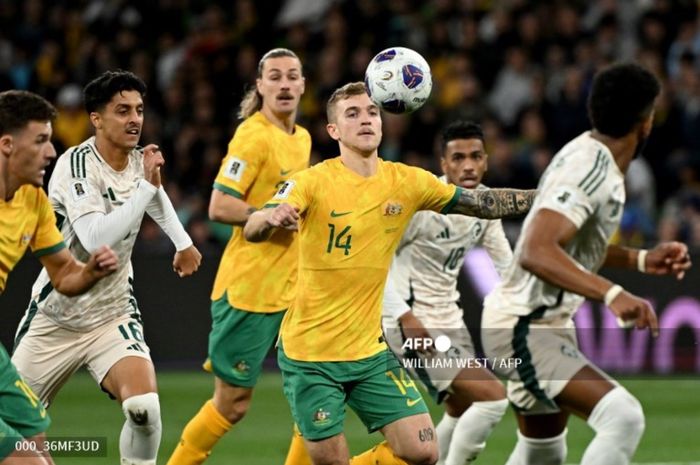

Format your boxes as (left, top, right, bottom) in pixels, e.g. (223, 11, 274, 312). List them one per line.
(339, 149, 378, 177)
(94, 136, 130, 171)
(0, 161, 18, 201)
(589, 130, 636, 174)
(260, 107, 296, 134)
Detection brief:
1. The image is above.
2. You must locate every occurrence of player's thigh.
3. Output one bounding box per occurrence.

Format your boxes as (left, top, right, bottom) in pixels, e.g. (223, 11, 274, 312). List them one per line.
(446, 366, 506, 413)
(83, 314, 156, 402)
(303, 433, 350, 465)
(515, 410, 570, 439)
(0, 348, 50, 456)
(11, 311, 83, 405)
(346, 350, 429, 436)
(277, 344, 347, 441)
(555, 364, 617, 419)
(381, 412, 437, 463)
(207, 294, 285, 388)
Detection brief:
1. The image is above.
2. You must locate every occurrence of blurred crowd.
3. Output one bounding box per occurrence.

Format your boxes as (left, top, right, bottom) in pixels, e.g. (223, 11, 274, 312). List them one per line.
(2, 0, 700, 253)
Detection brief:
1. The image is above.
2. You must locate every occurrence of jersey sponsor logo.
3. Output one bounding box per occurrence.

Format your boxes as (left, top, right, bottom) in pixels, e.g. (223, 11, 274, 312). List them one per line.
(383, 202, 403, 216)
(552, 186, 576, 209)
(330, 209, 352, 218)
(20, 233, 32, 245)
(406, 397, 422, 407)
(274, 180, 295, 199)
(312, 408, 331, 426)
(232, 360, 250, 376)
(280, 168, 292, 176)
(436, 227, 450, 239)
(223, 157, 246, 182)
(71, 181, 89, 202)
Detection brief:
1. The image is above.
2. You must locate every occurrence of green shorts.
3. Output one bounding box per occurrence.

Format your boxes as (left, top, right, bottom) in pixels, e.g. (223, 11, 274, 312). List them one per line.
(278, 343, 429, 441)
(0, 345, 50, 459)
(206, 293, 285, 388)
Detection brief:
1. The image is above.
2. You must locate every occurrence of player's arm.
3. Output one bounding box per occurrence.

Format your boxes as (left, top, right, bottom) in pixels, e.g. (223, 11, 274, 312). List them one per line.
(244, 203, 299, 242)
(38, 245, 118, 296)
(208, 190, 258, 226)
(604, 243, 691, 279)
(520, 208, 658, 334)
(450, 188, 536, 219)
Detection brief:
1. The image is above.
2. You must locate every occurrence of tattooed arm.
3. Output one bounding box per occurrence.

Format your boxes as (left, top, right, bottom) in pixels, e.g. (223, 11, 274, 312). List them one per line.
(208, 189, 258, 226)
(450, 188, 536, 219)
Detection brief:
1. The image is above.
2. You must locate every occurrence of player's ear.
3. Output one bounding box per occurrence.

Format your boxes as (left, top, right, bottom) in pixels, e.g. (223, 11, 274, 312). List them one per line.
(483, 153, 489, 173)
(256, 78, 263, 94)
(0, 134, 12, 157)
(326, 123, 340, 141)
(89, 112, 101, 130)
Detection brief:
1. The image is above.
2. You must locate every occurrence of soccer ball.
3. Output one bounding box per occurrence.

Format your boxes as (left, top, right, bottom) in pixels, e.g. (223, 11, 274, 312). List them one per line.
(364, 47, 432, 114)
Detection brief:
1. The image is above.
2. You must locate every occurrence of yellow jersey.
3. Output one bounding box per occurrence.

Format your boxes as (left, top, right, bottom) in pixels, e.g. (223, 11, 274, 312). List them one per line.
(0, 185, 65, 294)
(268, 157, 459, 361)
(211, 111, 311, 312)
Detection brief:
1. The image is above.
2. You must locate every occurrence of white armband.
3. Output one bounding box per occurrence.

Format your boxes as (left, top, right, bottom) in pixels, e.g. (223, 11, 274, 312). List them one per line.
(146, 187, 193, 251)
(637, 249, 648, 273)
(73, 180, 158, 253)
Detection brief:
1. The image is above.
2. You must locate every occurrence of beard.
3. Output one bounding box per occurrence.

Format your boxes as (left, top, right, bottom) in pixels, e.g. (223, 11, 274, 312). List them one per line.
(633, 135, 649, 159)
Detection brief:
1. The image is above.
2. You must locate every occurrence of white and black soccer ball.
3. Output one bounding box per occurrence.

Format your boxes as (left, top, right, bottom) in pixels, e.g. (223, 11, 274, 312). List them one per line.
(364, 47, 432, 114)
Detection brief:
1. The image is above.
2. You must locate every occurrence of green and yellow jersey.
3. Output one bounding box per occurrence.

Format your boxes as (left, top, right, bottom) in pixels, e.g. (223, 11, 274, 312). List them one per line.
(0, 185, 65, 294)
(267, 157, 459, 361)
(211, 111, 311, 312)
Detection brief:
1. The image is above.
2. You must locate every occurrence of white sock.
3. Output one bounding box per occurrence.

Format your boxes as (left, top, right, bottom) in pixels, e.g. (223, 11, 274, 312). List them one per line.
(436, 412, 459, 465)
(581, 387, 645, 465)
(445, 399, 508, 465)
(505, 429, 567, 465)
(119, 392, 161, 465)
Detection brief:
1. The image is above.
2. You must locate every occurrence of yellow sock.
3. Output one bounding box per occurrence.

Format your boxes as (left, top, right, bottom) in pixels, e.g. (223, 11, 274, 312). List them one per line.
(166, 399, 232, 465)
(350, 441, 409, 465)
(283, 424, 313, 465)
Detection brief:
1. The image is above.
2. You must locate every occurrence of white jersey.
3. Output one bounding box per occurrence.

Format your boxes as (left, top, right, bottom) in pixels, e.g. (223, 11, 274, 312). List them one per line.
(388, 181, 513, 328)
(484, 132, 625, 320)
(30, 137, 147, 331)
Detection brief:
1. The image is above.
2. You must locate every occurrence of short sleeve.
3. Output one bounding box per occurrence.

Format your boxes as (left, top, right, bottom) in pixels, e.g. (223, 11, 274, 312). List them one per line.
(212, 130, 267, 199)
(31, 189, 66, 257)
(53, 146, 107, 223)
(409, 167, 459, 213)
(264, 170, 313, 214)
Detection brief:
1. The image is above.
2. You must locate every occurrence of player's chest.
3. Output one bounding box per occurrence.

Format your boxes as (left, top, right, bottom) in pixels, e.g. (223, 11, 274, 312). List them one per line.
(0, 203, 36, 257)
(98, 167, 143, 210)
(415, 215, 483, 267)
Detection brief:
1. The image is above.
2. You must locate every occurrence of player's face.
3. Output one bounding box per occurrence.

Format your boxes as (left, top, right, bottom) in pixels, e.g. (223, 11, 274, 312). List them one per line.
(326, 93, 382, 156)
(441, 138, 487, 189)
(91, 90, 144, 151)
(257, 56, 305, 116)
(7, 120, 56, 187)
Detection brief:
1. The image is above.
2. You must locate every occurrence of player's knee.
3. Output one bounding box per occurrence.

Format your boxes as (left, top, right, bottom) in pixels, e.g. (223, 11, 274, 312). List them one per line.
(396, 442, 439, 465)
(218, 396, 250, 424)
(515, 429, 568, 465)
(588, 387, 645, 455)
(122, 392, 161, 429)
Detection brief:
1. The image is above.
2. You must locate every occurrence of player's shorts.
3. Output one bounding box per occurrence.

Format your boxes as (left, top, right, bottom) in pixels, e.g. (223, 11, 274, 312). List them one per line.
(481, 308, 615, 415)
(278, 341, 429, 441)
(205, 292, 285, 388)
(0, 344, 50, 459)
(11, 309, 151, 406)
(383, 316, 475, 403)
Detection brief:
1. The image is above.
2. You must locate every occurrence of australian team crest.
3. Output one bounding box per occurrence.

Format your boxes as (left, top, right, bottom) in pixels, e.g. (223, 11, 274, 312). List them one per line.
(312, 408, 331, 426)
(232, 360, 250, 376)
(383, 202, 403, 216)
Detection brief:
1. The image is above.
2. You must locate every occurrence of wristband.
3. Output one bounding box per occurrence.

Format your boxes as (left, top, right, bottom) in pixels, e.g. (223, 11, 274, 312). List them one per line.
(604, 284, 624, 307)
(637, 249, 648, 273)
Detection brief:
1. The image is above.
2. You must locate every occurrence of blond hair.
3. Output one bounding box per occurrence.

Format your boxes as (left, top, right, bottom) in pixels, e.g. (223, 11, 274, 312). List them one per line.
(326, 81, 368, 123)
(238, 48, 301, 120)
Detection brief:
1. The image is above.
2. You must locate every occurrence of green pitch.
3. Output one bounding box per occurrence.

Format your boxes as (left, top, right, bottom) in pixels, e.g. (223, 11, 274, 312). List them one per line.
(46, 371, 699, 464)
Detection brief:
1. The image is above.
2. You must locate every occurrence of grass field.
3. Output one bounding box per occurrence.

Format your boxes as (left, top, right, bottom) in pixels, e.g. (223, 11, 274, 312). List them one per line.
(46, 370, 699, 464)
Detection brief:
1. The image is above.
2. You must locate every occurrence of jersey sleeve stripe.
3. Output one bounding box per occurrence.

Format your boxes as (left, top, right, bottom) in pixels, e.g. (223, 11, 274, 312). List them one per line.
(70, 148, 77, 178)
(212, 182, 243, 198)
(578, 150, 607, 195)
(583, 158, 609, 196)
(440, 186, 461, 214)
(263, 203, 279, 209)
(33, 241, 66, 258)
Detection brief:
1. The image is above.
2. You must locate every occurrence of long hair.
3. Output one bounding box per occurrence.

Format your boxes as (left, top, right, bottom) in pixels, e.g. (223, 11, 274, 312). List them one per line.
(238, 48, 301, 120)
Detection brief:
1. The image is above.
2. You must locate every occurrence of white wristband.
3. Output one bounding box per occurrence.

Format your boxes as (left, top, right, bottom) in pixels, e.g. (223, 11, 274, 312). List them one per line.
(604, 284, 624, 307)
(637, 249, 648, 273)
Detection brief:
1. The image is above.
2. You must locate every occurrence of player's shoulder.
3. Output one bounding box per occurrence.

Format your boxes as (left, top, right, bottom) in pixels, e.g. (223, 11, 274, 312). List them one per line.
(232, 112, 272, 141)
(380, 159, 436, 180)
(553, 132, 612, 165)
(55, 137, 100, 179)
(15, 184, 44, 206)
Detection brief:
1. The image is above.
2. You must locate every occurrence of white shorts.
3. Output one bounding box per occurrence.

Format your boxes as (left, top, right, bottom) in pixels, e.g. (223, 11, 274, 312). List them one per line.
(482, 309, 615, 415)
(383, 316, 476, 403)
(11, 311, 151, 406)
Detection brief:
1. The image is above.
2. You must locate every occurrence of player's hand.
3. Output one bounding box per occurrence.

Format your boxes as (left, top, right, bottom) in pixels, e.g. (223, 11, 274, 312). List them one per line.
(173, 245, 202, 277)
(266, 203, 300, 231)
(85, 245, 119, 279)
(645, 241, 692, 280)
(142, 144, 165, 188)
(608, 290, 659, 337)
(398, 311, 435, 354)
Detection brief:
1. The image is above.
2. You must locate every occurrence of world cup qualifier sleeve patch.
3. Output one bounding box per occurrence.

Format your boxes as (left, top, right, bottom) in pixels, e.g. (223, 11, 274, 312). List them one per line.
(274, 180, 295, 200)
(223, 157, 247, 182)
(71, 180, 90, 202)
